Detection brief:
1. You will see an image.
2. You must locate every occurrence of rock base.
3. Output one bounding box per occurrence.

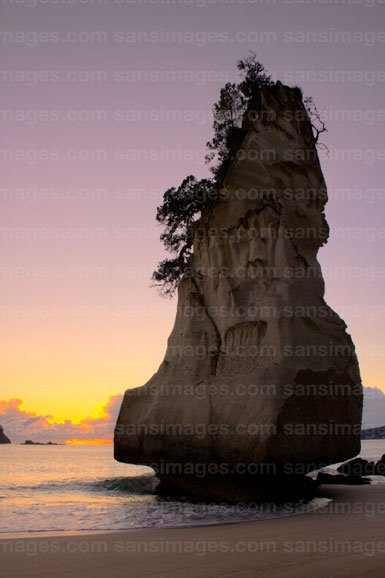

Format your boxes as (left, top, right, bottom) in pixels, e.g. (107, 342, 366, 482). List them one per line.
(156, 474, 317, 505)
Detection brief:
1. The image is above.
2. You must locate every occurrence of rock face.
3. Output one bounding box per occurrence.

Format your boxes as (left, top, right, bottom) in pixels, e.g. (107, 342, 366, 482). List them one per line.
(0, 425, 11, 444)
(115, 83, 363, 500)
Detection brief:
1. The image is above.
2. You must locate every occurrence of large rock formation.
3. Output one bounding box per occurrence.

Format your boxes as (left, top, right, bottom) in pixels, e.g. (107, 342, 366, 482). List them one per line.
(0, 425, 11, 444)
(115, 82, 362, 501)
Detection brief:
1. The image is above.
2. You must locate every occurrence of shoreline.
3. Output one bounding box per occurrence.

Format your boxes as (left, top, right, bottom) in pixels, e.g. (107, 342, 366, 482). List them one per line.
(0, 495, 332, 540)
(1, 485, 385, 578)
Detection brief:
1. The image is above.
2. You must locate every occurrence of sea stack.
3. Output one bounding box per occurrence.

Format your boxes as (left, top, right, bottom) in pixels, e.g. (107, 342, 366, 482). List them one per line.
(115, 82, 362, 502)
(0, 425, 11, 444)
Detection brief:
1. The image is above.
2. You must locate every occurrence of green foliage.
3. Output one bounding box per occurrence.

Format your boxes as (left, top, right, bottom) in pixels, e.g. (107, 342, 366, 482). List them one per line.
(205, 52, 273, 177)
(151, 176, 216, 296)
(205, 82, 246, 174)
(237, 52, 273, 99)
(152, 257, 190, 297)
(292, 85, 303, 100)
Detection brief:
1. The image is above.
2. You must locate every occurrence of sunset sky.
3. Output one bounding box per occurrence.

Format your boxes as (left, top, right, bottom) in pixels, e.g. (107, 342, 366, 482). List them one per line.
(1, 1, 384, 442)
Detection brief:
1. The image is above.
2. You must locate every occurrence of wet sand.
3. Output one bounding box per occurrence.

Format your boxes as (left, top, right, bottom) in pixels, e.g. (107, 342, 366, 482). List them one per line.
(1, 485, 384, 578)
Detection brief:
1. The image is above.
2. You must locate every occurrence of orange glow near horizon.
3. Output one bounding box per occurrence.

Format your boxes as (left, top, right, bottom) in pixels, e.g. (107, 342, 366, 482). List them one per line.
(0, 307, 173, 424)
(66, 439, 113, 445)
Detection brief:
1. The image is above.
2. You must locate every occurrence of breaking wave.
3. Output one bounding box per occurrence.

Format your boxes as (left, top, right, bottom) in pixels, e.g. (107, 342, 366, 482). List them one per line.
(11, 473, 159, 495)
(99, 475, 159, 493)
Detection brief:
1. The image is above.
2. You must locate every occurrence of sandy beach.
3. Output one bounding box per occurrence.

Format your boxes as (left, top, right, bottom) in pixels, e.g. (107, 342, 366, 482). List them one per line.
(1, 484, 384, 578)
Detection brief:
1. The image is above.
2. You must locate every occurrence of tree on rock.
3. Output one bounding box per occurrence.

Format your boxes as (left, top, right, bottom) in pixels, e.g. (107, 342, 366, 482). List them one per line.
(205, 53, 273, 178)
(151, 53, 325, 295)
(153, 54, 273, 295)
(151, 176, 216, 296)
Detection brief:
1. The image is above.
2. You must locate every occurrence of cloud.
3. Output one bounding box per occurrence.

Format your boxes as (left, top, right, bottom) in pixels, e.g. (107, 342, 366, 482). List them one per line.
(2, 386, 384, 443)
(0, 394, 123, 444)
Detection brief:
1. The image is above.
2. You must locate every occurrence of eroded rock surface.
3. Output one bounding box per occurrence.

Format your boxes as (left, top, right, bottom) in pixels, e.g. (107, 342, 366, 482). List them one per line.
(115, 83, 362, 500)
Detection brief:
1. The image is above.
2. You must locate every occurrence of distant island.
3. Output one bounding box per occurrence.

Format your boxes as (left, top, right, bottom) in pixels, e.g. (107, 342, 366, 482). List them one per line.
(0, 425, 11, 444)
(361, 426, 385, 440)
(21, 440, 64, 446)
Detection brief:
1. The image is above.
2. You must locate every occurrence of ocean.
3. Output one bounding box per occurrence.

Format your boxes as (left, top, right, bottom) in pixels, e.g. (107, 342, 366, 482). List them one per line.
(1, 440, 384, 538)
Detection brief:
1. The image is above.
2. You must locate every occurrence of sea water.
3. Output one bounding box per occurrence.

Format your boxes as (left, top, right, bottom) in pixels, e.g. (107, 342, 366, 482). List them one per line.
(0, 440, 384, 537)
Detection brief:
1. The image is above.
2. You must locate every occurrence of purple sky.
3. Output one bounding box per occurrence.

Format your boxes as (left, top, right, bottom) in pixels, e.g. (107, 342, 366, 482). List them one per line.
(1, 0, 384, 424)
